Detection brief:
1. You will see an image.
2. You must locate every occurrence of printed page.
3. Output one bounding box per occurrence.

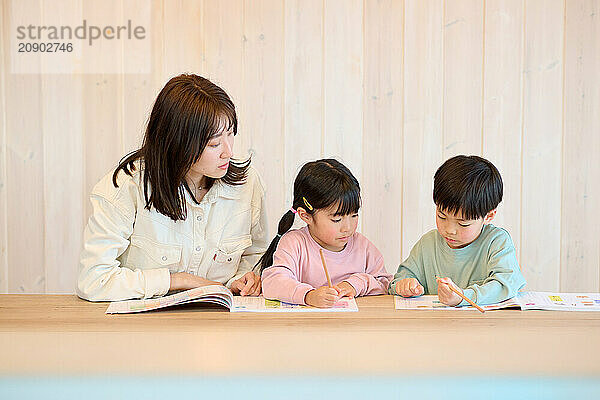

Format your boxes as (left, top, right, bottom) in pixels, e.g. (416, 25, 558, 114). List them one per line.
(231, 296, 359, 312)
(106, 285, 233, 314)
(394, 295, 520, 311)
(518, 292, 600, 311)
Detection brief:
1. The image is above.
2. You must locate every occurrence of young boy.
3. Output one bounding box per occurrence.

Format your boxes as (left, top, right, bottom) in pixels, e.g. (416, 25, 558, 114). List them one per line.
(390, 155, 526, 306)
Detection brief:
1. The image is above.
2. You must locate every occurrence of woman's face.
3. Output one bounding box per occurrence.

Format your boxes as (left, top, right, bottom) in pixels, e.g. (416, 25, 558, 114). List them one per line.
(188, 128, 234, 183)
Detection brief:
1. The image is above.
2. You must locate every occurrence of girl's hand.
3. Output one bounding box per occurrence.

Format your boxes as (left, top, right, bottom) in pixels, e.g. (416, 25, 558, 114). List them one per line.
(395, 278, 424, 297)
(437, 277, 462, 306)
(169, 272, 222, 291)
(334, 281, 357, 298)
(230, 271, 262, 296)
(305, 286, 340, 308)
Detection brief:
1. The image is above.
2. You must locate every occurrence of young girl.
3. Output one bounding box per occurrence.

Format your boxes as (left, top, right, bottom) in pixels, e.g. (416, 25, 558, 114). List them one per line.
(260, 159, 392, 308)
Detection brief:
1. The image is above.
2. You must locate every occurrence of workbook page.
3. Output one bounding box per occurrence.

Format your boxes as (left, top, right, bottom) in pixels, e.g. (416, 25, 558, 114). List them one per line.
(231, 296, 358, 312)
(517, 292, 600, 311)
(394, 295, 520, 311)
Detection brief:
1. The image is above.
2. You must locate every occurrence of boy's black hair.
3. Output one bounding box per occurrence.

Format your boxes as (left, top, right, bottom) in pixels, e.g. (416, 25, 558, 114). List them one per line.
(257, 159, 361, 271)
(433, 155, 503, 220)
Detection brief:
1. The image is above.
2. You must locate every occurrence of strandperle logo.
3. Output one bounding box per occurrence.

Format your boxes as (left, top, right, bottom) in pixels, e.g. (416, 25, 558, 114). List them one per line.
(16, 19, 146, 46)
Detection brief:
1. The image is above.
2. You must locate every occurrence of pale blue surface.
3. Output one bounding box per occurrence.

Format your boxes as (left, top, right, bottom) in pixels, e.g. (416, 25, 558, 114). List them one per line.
(1, 376, 599, 399)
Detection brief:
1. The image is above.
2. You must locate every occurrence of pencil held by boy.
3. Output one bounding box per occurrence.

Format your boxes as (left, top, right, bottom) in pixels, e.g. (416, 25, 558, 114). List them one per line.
(260, 159, 392, 308)
(390, 155, 526, 307)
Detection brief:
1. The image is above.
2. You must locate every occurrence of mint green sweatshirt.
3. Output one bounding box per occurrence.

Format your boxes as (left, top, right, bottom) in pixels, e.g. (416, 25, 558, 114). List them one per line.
(389, 224, 526, 305)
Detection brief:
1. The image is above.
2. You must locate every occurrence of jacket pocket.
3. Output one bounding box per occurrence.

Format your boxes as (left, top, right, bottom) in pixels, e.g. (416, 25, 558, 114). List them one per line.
(207, 235, 252, 282)
(127, 234, 183, 272)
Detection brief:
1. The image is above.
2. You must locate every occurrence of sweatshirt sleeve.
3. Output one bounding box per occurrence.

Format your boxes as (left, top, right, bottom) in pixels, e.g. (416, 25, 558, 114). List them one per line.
(343, 242, 392, 296)
(459, 231, 526, 306)
(388, 239, 427, 295)
(77, 193, 171, 302)
(261, 235, 314, 305)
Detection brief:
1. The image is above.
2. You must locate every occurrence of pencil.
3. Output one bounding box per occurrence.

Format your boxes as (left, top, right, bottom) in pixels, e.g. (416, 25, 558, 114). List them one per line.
(436, 277, 485, 313)
(319, 248, 333, 288)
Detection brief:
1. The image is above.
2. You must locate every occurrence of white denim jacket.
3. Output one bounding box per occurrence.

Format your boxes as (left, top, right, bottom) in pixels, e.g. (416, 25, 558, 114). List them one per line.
(77, 162, 268, 301)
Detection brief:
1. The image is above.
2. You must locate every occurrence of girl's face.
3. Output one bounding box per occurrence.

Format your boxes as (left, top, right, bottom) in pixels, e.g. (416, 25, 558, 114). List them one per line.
(435, 207, 495, 249)
(301, 203, 359, 252)
(187, 128, 234, 184)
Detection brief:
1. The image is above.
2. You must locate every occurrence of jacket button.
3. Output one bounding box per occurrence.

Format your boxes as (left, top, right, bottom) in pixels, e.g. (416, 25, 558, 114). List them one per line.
(162, 256, 167, 261)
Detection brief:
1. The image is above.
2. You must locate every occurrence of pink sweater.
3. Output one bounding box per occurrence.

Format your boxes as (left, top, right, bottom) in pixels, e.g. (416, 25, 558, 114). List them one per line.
(261, 226, 392, 305)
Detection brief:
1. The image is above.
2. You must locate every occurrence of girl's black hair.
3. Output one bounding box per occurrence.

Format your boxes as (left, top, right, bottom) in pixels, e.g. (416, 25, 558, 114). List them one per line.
(433, 155, 503, 220)
(257, 159, 361, 271)
(112, 74, 250, 221)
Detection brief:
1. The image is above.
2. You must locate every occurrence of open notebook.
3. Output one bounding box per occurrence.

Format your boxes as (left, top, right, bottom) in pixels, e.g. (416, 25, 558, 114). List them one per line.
(106, 284, 358, 314)
(394, 291, 600, 311)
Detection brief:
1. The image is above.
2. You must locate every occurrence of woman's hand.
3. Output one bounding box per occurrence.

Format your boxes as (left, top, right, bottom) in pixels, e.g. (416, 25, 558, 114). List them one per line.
(334, 281, 357, 298)
(230, 271, 262, 296)
(305, 286, 340, 308)
(169, 272, 222, 291)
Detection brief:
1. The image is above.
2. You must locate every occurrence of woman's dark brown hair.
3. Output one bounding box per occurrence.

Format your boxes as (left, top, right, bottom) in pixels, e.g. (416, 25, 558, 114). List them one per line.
(112, 74, 250, 221)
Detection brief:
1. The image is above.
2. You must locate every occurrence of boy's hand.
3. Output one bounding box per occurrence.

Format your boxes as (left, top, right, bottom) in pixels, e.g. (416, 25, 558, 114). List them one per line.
(437, 277, 462, 306)
(305, 286, 341, 308)
(395, 278, 424, 297)
(334, 281, 357, 298)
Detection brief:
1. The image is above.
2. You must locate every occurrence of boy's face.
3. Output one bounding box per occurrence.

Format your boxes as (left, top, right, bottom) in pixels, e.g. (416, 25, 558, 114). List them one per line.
(435, 207, 496, 249)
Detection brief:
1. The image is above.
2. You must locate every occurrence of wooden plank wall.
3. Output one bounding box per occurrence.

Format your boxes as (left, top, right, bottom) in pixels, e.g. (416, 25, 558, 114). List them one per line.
(0, 0, 598, 293)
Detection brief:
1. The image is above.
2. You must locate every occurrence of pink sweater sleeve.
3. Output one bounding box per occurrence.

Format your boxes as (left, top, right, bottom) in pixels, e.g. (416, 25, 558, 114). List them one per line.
(261, 237, 314, 305)
(343, 243, 392, 296)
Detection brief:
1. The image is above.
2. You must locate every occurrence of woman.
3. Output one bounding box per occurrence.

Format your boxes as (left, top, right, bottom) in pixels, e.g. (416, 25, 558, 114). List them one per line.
(78, 74, 267, 301)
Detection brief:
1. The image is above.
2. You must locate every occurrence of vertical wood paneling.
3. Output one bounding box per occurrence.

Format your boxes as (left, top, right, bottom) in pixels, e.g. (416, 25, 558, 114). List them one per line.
(163, 0, 202, 81)
(0, 0, 7, 292)
(402, 0, 443, 261)
(121, 0, 161, 155)
(1, 0, 599, 293)
(242, 0, 285, 233)
(82, 2, 123, 220)
(363, 0, 403, 272)
(482, 0, 523, 260)
(561, 0, 600, 291)
(521, 0, 564, 291)
(323, 0, 363, 183)
(202, 0, 246, 158)
(283, 0, 322, 212)
(41, 0, 84, 293)
(5, 0, 45, 292)
(443, 0, 484, 158)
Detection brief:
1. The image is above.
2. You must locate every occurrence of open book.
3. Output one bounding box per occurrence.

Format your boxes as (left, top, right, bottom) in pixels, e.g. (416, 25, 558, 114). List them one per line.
(394, 291, 600, 312)
(106, 284, 359, 314)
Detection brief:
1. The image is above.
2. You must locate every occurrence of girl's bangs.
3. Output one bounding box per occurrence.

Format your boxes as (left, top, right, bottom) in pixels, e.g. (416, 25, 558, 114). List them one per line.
(330, 185, 361, 216)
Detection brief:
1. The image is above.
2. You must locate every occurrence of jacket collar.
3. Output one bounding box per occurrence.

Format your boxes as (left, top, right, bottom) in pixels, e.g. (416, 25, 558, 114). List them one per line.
(185, 179, 241, 206)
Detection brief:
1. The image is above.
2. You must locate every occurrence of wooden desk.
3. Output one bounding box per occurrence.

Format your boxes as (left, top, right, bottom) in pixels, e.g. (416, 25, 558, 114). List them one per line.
(1, 294, 599, 375)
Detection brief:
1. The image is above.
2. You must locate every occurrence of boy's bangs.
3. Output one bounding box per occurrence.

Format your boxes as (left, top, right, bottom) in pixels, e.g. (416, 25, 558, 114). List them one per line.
(436, 194, 483, 221)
